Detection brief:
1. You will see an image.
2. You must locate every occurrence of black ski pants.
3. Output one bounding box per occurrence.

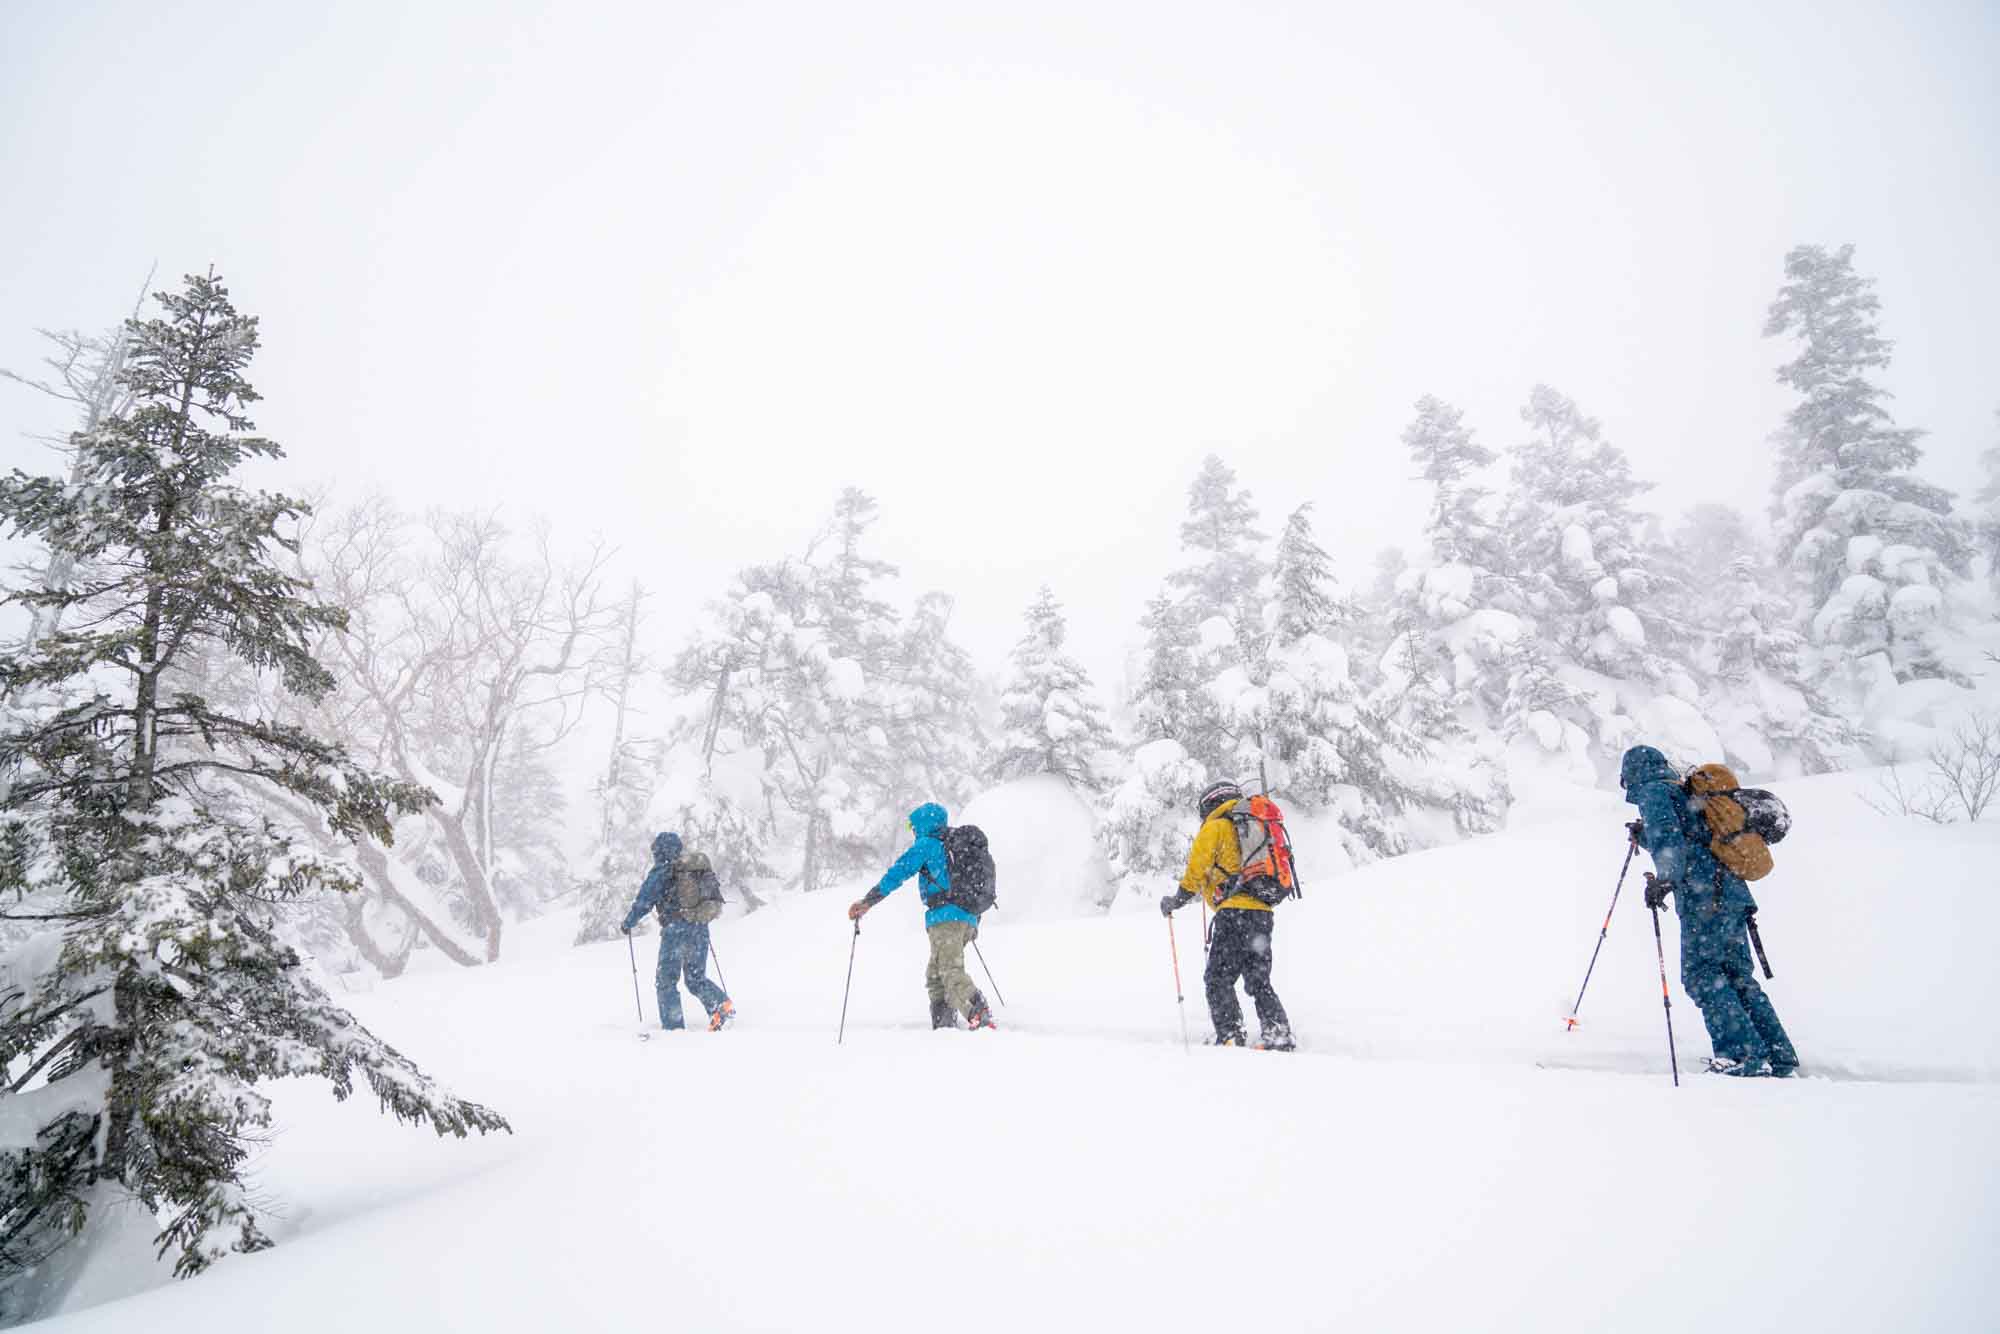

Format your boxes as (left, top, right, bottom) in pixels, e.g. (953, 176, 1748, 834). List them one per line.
(1204, 907, 1291, 1046)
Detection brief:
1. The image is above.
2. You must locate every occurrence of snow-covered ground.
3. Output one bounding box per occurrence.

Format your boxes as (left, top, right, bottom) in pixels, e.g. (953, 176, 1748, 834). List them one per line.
(36, 771, 2000, 1331)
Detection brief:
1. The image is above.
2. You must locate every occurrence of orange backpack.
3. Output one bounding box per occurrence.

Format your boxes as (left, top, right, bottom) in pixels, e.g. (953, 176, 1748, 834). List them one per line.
(1228, 795, 1302, 905)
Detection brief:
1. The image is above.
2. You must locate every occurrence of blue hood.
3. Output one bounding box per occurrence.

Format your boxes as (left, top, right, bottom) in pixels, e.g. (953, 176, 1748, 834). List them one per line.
(908, 803, 948, 839)
(1620, 746, 1677, 794)
(652, 831, 683, 864)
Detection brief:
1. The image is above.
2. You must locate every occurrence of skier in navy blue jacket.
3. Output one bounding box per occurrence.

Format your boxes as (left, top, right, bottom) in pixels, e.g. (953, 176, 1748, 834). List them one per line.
(621, 832, 734, 1032)
(1621, 746, 1797, 1076)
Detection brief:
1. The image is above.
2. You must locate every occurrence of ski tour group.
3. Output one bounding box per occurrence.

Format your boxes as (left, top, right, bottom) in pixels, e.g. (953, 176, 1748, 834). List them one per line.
(620, 745, 1800, 1080)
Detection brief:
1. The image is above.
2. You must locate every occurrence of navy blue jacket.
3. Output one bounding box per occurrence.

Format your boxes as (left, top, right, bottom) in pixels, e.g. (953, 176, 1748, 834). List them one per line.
(1620, 746, 1756, 958)
(621, 832, 685, 932)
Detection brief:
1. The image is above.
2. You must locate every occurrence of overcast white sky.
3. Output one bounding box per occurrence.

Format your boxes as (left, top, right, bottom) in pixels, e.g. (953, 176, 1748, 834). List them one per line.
(4, 0, 1996, 690)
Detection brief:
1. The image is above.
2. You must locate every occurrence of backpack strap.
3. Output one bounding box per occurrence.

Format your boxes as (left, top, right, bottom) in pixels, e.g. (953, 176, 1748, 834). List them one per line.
(918, 828, 947, 902)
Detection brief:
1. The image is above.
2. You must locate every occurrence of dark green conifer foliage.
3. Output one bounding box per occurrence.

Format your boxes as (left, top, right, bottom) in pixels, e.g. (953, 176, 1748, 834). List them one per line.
(0, 273, 506, 1302)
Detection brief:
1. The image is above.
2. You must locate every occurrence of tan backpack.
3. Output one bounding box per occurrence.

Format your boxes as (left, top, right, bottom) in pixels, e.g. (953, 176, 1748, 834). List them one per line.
(1684, 764, 1789, 882)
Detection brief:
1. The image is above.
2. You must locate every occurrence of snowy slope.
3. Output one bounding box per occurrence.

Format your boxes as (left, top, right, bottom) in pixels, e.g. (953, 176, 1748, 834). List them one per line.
(36, 772, 2000, 1332)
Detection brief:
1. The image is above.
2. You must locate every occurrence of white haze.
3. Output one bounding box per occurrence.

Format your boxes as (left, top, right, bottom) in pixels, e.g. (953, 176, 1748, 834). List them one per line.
(2, 0, 1996, 687)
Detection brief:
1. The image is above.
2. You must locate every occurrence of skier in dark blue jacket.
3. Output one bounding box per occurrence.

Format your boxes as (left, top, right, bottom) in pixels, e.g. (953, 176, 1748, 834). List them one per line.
(1620, 746, 1797, 1076)
(621, 832, 734, 1032)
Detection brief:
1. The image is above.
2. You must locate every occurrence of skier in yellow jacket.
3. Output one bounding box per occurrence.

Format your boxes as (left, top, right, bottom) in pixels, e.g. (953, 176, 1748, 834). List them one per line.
(1161, 781, 1295, 1050)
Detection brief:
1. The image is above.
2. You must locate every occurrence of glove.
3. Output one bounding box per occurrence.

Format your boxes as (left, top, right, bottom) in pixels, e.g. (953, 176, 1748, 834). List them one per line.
(1625, 819, 1645, 845)
(1160, 889, 1194, 917)
(847, 899, 871, 922)
(1643, 873, 1673, 911)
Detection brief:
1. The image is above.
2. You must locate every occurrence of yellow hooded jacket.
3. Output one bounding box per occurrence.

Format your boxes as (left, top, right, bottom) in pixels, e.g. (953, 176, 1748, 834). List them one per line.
(1178, 799, 1273, 914)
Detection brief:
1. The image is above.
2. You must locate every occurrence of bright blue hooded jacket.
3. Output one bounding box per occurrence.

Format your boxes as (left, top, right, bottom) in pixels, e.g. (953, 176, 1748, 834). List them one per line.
(870, 803, 977, 929)
(620, 832, 685, 932)
(1620, 746, 1757, 955)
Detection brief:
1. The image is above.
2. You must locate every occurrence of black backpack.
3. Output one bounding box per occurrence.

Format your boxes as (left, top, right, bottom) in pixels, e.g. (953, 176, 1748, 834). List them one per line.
(923, 825, 997, 916)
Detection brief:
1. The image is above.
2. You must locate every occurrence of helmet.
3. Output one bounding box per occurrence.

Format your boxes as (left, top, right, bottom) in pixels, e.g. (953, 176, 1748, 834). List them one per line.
(1197, 781, 1243, 820)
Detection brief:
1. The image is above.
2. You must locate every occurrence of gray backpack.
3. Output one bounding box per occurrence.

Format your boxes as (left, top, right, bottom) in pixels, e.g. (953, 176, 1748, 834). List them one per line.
(658, 851, 724, 925)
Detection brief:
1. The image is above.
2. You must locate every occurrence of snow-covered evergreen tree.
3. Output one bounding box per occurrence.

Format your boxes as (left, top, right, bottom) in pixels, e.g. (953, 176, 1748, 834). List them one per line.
(0, 274, 505, 1304)
(881, 590, 988, 816)
(1384, 396, 1520, 730)
(1764, 243, 1971, 693)
(1503, 384, 1673, 688)
(992, 585, 1114, 789)
(1376, 396, 1510, 829)
(1167, 456, 1269, 780)
(1254, 505, 1413, 863)
(1169, 454, 1268, 629)
(1405, 395, 1503, 570)
(665, 491, 981, 898)
(1097, 738, 1207, 906)
(1661, 506, 1858, 776)
(1131, 591, 1200, 747)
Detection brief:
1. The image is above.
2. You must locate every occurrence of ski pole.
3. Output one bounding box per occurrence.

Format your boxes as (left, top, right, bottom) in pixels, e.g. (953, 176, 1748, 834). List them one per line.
(1200, 899, 1211, 953)
(1746, 912, 1774, 980)
(1649, 902, 1680, 1087)
(708, 933, 730, 996)
(971, 939, 1006, 1007)
(837, 920, 860, 1045)
(626, 930, 646, 1025)
(1167, 914, 1191, 1054)
(1565, 840, 1637, 1030)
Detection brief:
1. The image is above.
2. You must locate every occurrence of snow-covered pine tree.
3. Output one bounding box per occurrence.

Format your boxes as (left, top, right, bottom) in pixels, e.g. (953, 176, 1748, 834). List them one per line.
(1503, 384, 1673, 688)
(1256, 505, 1413, 863)
(0, 273, 505, 1304)
(1376, 396, 1509, 829)
(1168, 455, 1268, 781)
(1405, 395, 1504, 570)
(992, 585, 1115, 790)
(665, 490, 926, 898)
(1131, 591, 1200, 747)
(1096, 737, 1207, 907)
(1384, 396, 1521, 728)
(881, 591, 988, 816)
(1662, 505, 1858, 776)
(1169, 455, 1268, 628)
(1764, 243, 1972, 694)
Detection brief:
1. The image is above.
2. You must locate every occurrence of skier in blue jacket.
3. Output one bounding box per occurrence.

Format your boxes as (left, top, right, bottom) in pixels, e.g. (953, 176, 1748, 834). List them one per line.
(621, 831, 734, 1032)
(848, 803, 993, 1030)
(1620, 746, 1797, 1076)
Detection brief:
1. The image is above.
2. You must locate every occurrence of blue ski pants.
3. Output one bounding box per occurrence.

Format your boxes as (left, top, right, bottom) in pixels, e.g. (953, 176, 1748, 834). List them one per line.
(656, 920, 728, 1030)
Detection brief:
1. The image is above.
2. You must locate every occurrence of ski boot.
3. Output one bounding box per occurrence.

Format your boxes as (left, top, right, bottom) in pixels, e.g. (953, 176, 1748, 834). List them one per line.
(966, 1000, 997, 1031)
(707, 1000, 736, 1032)
(930, 998, 957, 1030)
(1703, 1054, 1771, 1077)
